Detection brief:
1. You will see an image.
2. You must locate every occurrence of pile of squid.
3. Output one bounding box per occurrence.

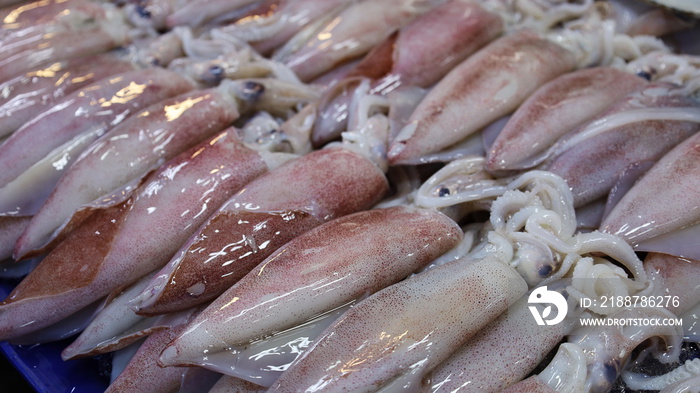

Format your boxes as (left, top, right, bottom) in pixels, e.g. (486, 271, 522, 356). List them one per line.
(1, 0, 700, 391)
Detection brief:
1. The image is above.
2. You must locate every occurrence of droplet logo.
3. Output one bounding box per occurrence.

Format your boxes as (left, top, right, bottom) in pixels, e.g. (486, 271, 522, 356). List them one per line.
(528, 286, 568, 326)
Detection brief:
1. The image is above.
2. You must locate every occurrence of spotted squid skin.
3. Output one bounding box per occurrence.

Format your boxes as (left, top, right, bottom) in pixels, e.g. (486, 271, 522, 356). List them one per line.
(422, 293, 572, 393)
(105, 318, 193, 393)
(378, 0, 503, 90)
(134, 146, 389, 316)
(547, 83, 700, 207)
(0, 216, 29, 260)
(14, 87, 240, 260)
(159, 206, 462, 366)
(0, 68, 196, 190)
(643, 253, 700, 315)
(0, 131, 268, 340)
(486, 67, 647, 171)
(208, 376, 265, 393)
(268, 255, 527, 392)
(387, 29, 577, 165)
(499, 376, 558, 393)
(0, 54, 137, 139)
(600, 132, 700, 258)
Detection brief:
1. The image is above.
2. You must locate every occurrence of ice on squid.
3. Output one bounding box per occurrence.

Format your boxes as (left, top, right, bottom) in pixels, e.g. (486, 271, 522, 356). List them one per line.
(157, 206, 462, 374)
(0, 130, 275, 340)
(486, 66, 647, 172)
(600, 131, 700, 260)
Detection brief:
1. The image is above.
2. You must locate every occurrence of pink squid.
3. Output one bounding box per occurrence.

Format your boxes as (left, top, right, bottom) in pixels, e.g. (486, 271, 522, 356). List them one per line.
(485, 66, 648, 172)
(546, 82, 700, 207)
(0, 54, 137, 139)
(0, 129, 276, 340)
(130, 144, 389, 316)
(312, 0, 504, 147)
(387, 28, 577, 165)
(0, 1, 131, 82)
(601, 130, 700, 260)
(0, 67, 196, 190)
(272, 0, 440, 82)
(13, 82, 244, 259)
(266, 252, 527, 391)
(157, 205, 462, 382)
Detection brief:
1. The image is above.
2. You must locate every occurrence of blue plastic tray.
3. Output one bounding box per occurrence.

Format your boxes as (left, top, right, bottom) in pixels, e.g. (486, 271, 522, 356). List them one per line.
(0, 278, 109, 393)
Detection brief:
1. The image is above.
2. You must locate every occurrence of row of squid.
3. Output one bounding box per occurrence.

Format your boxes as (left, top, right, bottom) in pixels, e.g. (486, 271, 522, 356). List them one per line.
(1, 0, 699, 391)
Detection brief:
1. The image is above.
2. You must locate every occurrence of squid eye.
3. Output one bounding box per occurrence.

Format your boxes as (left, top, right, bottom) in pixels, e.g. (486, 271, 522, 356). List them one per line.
(209, 65, 224, 77)
(637, 71, 652, 81)
(135, 5, 152, 19)
(241, 81, 265, 101)
(438, 187, 450, 197)
(538, 265, 553, 277)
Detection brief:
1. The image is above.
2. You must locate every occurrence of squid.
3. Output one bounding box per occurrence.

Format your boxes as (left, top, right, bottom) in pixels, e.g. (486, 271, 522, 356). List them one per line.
(0, 67, 196, 190)
(272, 0, 440, 82)
(600, 131, 700, 260)
(386, 28, 577, 165)
(266, 250, 527, 391)
(60, 271, 197, 360)
(0, 129, 283, 340)
(14, 77, 315, 260)
(208, 376, 265, 393)
(311, 0, 504, 147)
(544, 82, 700, 207)
(105, 314, 197, 393)
(0, 54, 138, 139)
(485, 66, 647, 172)
(130, 142, 390, 315)
(0, 1, 131, 82)
(165, 0, 262, 28)
(157, 206, 462, 380)
(217, 0, 353, 56)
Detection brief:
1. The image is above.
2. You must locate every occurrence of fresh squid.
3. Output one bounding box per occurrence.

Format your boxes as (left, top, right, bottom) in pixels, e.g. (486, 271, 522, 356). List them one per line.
(544, 82, 700, 207)
(164, 0, 262, 28)
(218, 0, 353, 56)
(0, 54, 138, 139)
(485, 66, 647, 172)
(130, 143, 389, 315)
(272, 0, 440, 82)
(14, 78, 310, 259)
(387, 28, 577, 165)
(0, 67, 196, 190)
(0, 1, 131, 82)
(104, 313, 197, 393)
(600, 131, 700, 260)
(311, 0, 504, 147)
(157, 206, 462, 380)
(0, 130, 280, 340)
